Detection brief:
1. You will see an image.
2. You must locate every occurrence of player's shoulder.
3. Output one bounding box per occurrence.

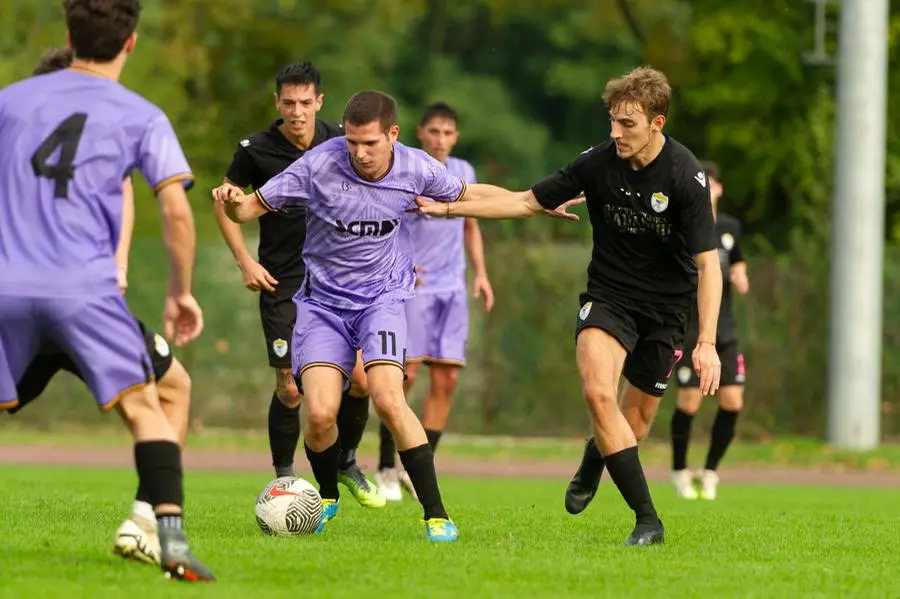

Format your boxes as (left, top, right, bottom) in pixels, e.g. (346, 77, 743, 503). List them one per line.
(666, 137, 704, 176)
(576, 140, 615, 162)
(235, 124, 277, 153)
(446, 155, 475, 175)
(316, 119, 344, 139)
(397, 142, 441, 168)
(299, 135, 346, 169)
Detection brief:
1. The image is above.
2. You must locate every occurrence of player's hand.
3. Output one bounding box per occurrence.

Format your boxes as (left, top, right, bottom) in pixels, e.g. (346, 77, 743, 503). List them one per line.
(692, 341, 721, 396)
(412, 196, 449, 218)
(212, 182, 243, 204)
(238, 258, 278, 293)
(163, 293, 205, 347)
(472, 273, 495, 312)
(414, 266, 426, 287)
(116, 265, 128, 295)
(542, 196, 585, 221)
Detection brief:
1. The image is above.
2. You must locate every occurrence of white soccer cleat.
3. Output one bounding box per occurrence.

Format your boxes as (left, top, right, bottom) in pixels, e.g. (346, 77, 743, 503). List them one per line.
(114, 506, 161, 565)
(671, 469, 699, 500)
(698, 469, 719, 501)
(397, 469, 418, 500)
(374, 468, 403, 502)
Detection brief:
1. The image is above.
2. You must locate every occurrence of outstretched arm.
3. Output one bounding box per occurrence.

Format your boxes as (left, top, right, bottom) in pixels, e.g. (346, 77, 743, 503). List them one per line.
(416, 190, 584, 221)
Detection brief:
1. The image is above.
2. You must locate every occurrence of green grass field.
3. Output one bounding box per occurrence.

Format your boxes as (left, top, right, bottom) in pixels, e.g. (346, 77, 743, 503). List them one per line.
(1, 465, 898, 598)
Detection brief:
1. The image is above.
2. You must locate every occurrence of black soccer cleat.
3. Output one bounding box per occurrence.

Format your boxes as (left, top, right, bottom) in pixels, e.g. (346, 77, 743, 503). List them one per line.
(159, 528, 216, 583)
(564, 438, 605, 515)
(624, 518, 665, 547)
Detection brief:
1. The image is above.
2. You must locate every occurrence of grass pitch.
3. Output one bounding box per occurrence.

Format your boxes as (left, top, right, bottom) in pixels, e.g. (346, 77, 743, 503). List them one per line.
(1, 465, 898, 598)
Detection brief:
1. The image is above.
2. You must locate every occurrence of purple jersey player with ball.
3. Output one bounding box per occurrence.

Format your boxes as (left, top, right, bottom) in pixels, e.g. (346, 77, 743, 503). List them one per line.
(215, 91, 501, 542)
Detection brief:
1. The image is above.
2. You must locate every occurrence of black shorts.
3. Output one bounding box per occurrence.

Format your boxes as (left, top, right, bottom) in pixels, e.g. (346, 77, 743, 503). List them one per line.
(575, 295, 686, 398)
(674, 338, 745, 389)
(259, 282, 299, 369)
(9, 320, 173, 414)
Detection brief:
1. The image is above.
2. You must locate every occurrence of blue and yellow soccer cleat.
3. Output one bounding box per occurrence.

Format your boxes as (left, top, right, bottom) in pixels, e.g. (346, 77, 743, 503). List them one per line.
(424, 518, 458, 543)
(315, 499, 340, 534)
(338, 465, 387, 508)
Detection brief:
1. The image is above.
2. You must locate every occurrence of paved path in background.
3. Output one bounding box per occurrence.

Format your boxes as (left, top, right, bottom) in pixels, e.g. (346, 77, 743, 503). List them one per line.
(1, 444, 898, 487)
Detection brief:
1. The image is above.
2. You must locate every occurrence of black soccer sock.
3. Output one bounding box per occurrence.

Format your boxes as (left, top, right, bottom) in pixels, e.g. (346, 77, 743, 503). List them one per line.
(425, 428, 443, 453)
(398, 444, 448, 520)
(604, 446, 658, 525)
(134, 440, 184, 514)
(705, 408, 740, 471)
(337, 390, 370, 469)
(268, 392, 300, 477)
(582, 437, 607, 481)
(378, 422, 397, 470)
(670, 408, 695, 471)
(305, 440, 341, 500)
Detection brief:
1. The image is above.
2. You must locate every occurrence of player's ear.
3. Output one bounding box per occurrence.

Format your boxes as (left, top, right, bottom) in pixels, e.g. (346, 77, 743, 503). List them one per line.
(416, 125, 425, 142)
(388, 124, 400, 142)
(315, 93, 324, 112)
(123, 32, 137, 55)
(651, 114, 666, 133)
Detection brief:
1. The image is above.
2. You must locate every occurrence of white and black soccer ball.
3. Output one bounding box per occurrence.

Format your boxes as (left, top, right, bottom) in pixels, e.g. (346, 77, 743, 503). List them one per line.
(255, 476, 323, 536)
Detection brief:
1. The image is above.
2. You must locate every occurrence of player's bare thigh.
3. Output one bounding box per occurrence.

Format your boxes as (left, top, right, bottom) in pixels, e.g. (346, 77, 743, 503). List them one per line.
(367, 363, 427, 451)
(717, 385, 743, 411)
(575, 328, 634, 454)
(299, 365, 344, 450)
(422, 363, 460, 430)
(676, 388, 704, 415)
(274, 367, 301, 408)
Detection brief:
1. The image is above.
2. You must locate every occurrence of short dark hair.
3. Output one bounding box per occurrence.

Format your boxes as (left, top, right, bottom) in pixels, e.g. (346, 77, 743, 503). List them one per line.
(63, 0, 142, 62)
(275, 62, 322, 95)
(34, 47, 75, 75)
(700, 160, 721, 182)
(420, 102, 458, 127)
(342, 91, 398, 134)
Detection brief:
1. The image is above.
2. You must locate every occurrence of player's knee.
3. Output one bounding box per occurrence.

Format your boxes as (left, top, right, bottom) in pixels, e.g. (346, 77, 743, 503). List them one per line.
(304, 399, 336, 432)
(274, 369, 302, 408)
(582, 381, 617, 413)
(158, 363, 191, 411)
(431, 366, 459, 397)
(718, 387, 743, 412)
(676, 389, 702, 414)
(371, 388, 406, 425)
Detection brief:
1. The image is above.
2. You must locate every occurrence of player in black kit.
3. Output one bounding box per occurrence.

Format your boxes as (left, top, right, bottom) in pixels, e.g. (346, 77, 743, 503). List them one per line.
(670, 161, 749, 501)
(414, 66, 723, 546)
(212, 62, 384, 508)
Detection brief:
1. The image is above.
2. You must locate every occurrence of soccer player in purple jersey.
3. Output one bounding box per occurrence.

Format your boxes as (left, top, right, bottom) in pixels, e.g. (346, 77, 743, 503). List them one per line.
(376, 102, 494, 501)
(0, 0, 213, 581)
(8, 45, 196, 569)
(211, 63, 380, 508)
(216, 90, 520, 541)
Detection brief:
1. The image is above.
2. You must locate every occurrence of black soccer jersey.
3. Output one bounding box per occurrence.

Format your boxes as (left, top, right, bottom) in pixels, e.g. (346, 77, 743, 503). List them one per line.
(532, 137, 717, 314)
(710, 211, 744, 342)
(225, 118, 343, 284)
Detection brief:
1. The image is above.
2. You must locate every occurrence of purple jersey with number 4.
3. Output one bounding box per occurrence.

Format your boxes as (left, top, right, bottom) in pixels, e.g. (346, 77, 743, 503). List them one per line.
(0, 69, 193, 297)
(406, 156, 477, 293)
(256, 136, 466, 310)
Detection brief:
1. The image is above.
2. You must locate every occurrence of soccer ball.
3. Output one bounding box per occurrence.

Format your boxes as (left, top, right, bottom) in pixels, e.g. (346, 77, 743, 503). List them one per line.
(255, 476, 323, 536)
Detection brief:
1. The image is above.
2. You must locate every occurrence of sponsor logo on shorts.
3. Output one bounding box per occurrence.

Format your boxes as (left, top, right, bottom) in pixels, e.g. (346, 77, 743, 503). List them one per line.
(153, 334, 170, 358)
(272, 338, 288, 358)
(579, 302, 592, 321)
(654, 381, 668, 391)
(677, 366, 692, 384)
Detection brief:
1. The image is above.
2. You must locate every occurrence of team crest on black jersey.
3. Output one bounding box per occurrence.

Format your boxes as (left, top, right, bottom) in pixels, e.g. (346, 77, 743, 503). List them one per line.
(650, 192, 669, 213)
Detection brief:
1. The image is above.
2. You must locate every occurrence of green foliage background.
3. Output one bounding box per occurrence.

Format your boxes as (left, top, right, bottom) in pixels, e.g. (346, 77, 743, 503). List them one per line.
(4, 0, 900, 439)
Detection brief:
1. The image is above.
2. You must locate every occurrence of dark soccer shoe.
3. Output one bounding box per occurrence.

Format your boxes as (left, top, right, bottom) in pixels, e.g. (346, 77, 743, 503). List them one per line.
(625, 519, 665, 547)
(159, 528, 216, 582)
(564, 438, 605, 515)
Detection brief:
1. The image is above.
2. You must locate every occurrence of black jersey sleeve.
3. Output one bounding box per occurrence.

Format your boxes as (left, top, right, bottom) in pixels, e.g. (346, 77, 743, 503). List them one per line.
(676, 161, 718, 255)
(729, 220, 745, 264)
(224, 142, 254, 188)
(530, 148, 594, 210)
